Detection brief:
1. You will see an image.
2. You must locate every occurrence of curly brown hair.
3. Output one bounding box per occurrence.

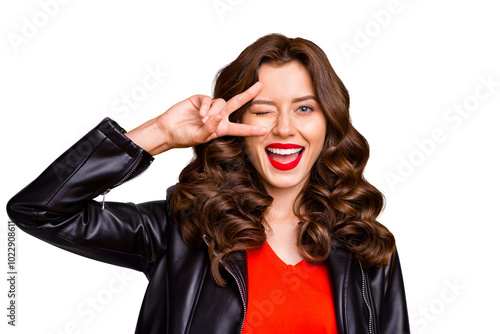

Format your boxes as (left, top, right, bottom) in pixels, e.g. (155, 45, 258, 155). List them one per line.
(171, 33, 395, 286)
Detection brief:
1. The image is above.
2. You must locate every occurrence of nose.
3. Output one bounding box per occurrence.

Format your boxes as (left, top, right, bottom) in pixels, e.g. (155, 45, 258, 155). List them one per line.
(272, 113, 297, 138)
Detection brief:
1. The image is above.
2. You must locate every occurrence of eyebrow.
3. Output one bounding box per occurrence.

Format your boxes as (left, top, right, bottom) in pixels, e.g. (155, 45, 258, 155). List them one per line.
(250, 95, 317, 106)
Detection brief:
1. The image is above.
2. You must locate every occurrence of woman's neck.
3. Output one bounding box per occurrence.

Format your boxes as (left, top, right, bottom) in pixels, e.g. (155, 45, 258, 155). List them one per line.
(263, 184, 305, 265)
(263, 180, 304, 222)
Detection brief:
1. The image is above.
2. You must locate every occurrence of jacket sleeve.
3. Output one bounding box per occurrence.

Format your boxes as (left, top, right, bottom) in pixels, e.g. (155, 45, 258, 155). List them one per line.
(370, 248, 411, 333)
(6, 118, 169, 274)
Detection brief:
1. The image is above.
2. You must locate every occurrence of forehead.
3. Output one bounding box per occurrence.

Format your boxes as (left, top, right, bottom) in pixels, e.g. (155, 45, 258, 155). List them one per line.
(256, 61, 315, 101)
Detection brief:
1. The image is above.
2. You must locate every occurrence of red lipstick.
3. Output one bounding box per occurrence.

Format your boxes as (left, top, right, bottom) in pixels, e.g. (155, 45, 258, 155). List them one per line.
(265, 143, 304, 171)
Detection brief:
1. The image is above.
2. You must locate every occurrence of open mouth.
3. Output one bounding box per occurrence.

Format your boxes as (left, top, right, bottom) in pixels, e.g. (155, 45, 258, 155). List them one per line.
(265, 144, 304, 171)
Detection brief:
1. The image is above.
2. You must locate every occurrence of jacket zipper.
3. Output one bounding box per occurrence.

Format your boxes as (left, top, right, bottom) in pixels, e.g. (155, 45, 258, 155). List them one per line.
(101, 189, 110, 210)
(224, 263, 247, 334)
(101, 152, 152, 210)
(202, 235, 247, 334)
(359, 261, 374, 334)
(113, 152, 149, 188)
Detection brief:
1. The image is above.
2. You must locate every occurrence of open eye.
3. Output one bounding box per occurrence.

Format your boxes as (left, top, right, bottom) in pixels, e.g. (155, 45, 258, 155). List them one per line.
(297, 105, 314, 113)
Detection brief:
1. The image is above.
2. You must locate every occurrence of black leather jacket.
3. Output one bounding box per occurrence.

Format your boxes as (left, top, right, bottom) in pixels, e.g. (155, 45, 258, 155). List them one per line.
(7, 118, 410, 333)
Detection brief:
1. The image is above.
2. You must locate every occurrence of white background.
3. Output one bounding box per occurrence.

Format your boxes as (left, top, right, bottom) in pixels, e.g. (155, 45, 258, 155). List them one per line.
(1, 0, 499, 333)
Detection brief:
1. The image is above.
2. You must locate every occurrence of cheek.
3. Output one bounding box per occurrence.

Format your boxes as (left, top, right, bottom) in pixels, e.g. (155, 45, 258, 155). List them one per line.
(305, 119, 327, 157)
(304, 118, 327, 140)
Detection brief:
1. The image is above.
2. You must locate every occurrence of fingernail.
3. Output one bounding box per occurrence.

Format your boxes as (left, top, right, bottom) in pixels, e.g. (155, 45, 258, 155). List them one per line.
(202, 116, 209, 123)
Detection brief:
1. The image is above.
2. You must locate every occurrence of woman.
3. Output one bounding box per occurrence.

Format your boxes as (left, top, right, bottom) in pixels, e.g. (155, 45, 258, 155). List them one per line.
(7, 33, 409, 333)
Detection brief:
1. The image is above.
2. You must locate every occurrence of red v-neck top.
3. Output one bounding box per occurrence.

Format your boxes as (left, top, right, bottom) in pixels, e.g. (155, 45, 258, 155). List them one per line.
(242, 242, 337, 334)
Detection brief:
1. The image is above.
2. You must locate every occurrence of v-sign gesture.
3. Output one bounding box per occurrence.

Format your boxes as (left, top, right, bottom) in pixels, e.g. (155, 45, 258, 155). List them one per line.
(125, 82, 268, 155)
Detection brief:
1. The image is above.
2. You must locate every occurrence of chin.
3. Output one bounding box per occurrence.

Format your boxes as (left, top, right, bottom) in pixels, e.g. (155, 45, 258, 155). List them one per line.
(260, 170, 308, 191)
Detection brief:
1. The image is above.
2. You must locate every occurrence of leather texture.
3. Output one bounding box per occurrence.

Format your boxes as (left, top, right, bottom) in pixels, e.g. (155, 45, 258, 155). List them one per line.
(7, 118, 410, 334)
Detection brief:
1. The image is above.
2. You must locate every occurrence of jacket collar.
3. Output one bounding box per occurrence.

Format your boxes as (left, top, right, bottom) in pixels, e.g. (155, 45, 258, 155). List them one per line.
(325, 244, 352, 334)
(206, 235, 352, 334)
(202, 235, 248, 306)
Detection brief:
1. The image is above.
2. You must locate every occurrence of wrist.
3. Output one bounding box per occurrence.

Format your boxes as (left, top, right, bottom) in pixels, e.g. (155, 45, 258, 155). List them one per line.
(125, 118, 172, 156)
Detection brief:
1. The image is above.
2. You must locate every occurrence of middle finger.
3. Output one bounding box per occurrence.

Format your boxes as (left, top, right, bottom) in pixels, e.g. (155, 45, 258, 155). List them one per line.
(203, 98, 227, 121)
(223, 81, 263, 117)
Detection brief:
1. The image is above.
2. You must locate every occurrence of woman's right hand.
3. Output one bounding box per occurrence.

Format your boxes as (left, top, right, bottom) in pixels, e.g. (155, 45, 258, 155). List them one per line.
(125, 82, 268, 155)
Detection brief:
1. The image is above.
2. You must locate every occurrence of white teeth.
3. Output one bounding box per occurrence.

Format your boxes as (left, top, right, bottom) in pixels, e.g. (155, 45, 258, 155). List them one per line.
(266, 147, 303, 155)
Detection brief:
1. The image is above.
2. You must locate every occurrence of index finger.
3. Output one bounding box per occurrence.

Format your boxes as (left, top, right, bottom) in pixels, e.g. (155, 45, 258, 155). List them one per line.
(223, 81, 263, 116)
(225, 122, 268, 137)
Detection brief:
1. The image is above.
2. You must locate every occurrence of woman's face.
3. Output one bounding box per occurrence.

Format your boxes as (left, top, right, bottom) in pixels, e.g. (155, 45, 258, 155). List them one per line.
(242, 61, 327, 194)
